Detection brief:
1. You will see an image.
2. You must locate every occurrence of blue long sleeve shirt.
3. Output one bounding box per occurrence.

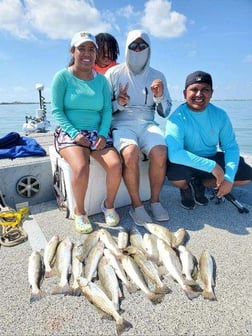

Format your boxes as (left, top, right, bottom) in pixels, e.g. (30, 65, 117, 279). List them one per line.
(165, 102, 240, 182)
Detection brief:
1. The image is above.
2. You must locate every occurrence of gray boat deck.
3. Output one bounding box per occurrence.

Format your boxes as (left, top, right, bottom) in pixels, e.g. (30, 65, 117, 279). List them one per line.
(0, 132, 251, 336)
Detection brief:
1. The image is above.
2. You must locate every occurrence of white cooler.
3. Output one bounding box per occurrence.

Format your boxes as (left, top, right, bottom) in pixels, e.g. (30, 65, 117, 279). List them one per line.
(49, 146, 150, 218)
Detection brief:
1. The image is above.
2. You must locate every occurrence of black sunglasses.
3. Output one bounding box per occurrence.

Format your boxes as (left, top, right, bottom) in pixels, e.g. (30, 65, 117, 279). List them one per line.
(128, 41, 149, 51)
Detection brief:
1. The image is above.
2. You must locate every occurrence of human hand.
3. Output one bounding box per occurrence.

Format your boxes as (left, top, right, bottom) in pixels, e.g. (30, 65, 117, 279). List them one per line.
(216, 180, 233, 198)
(151, 79, 163, 98)
(95, 136, 106, 150)
(117, 83, 130, 106)
(75, 133, 90, 148)
(211, 163, 224, 188)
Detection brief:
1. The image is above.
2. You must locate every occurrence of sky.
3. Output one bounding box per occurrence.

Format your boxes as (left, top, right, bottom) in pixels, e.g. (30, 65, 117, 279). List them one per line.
(0, 0, 251, 103)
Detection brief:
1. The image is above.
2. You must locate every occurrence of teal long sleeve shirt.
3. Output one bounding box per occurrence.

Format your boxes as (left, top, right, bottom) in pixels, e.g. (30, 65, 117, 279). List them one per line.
(51, 69, 112, 139)
(165, 103, 240, 182)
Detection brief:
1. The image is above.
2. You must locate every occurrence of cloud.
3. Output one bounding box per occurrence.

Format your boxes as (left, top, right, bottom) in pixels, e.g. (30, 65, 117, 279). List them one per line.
(141, 0, 187, 38)
(0, 0, 187, 42)
(0, 0, 32, 38)
(116, 5, 139, 19)
(0, 0, 111, 40)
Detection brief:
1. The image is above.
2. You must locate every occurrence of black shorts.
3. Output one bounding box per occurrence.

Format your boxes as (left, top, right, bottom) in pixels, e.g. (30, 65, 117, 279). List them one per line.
(166, 152, 252, 182)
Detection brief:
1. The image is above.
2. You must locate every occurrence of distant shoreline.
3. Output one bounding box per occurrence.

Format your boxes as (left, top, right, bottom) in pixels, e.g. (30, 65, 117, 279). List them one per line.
(0, 102, 51, 105)
(0, 99, 251, 105)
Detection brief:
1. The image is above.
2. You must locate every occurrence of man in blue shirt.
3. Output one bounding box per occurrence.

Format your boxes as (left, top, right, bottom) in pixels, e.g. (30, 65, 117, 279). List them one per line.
(165, 70, 252, 210)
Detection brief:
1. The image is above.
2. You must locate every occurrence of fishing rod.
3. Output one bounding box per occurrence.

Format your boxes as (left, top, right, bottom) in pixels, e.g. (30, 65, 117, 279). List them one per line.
(210, 189, 249, 214)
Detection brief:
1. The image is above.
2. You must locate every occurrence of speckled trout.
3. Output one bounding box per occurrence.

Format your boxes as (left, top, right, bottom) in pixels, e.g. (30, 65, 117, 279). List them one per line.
(78, 276, 133, 336)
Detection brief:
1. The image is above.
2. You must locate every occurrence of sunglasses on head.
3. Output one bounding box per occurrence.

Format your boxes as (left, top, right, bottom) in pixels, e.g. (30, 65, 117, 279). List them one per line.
(128, 41, 149, 51)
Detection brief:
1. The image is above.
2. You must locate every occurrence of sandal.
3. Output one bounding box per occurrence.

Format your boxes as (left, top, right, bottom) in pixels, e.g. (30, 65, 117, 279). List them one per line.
(74, 214, 93, 234)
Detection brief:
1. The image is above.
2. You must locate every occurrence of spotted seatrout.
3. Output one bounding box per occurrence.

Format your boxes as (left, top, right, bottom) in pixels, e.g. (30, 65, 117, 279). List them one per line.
(84, 240, 104, 281)
(78, 276, 133, 336)
(117, 228, 129, 249)
(99, 229, 122, 258)
(51, 237, 73, 295)
(177, 245, 198, 282)
(77, 230, 100, 263)
(143, 233, 159, 263)
(129, 227, 146, 254)
(28, 250, 45, 303)
(103, 248, 137, 294)
(71, 242, 84, 296)
(131, 247, 171, 295)
(199, 250, 217, 301)
(98, 255, 122, 311)
(144, 223, 173, 247)
(157, 239, 201, 300)
(172, 228, 187, 248)
(120, 253, 165, 304)
(43, 235, 59, 277)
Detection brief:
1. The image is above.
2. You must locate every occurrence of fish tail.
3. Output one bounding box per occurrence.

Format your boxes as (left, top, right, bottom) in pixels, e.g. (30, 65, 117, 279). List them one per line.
(70, 287, 81, 296)
(202, 288, 217, 301)
(147, 292, 165, 305)
(154, 284, 172, 295)
(185, 279, 203, 292)
(30, 290, 46, 303)
(183, 285, 202, 300)
(116, 318, 133, 336)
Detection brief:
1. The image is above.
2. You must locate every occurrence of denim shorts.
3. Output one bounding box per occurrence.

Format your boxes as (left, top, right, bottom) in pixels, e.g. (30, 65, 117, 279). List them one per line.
(54, 127, 113, 153)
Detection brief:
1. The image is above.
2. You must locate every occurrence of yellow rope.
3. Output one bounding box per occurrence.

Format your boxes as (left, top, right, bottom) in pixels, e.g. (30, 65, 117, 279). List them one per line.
(0, 206, 29, 247)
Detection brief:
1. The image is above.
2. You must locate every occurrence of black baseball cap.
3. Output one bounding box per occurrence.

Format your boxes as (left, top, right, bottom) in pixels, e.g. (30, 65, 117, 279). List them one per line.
(185, 71, 213, 89)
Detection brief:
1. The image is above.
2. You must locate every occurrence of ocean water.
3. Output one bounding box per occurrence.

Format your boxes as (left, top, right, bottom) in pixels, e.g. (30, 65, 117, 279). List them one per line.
(0, 100, 251, 154)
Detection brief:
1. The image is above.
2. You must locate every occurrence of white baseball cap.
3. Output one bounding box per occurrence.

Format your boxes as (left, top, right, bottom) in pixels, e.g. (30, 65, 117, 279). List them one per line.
(70, 31, 98, 48)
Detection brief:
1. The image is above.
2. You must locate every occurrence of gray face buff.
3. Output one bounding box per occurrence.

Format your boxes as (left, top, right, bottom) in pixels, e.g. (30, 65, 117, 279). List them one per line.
(127, 48, 149, 74)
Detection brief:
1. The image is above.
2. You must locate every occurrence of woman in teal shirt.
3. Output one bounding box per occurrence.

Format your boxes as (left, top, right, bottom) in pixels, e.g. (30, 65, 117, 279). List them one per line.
(51, 31, 122, 233)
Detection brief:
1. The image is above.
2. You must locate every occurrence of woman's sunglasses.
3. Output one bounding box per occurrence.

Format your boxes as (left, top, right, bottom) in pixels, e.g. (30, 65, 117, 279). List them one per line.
(128, 41, 149, 51)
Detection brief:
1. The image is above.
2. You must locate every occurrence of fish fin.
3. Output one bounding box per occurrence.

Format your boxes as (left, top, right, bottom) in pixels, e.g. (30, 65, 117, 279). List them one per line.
(116, 318, 133, 336)
(202, 289, 217, 301)
(147, 292, 165, 305)
(100, 311, 114, 321)
(118, 307, 125, 314)
(51, 284, 71, 296)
